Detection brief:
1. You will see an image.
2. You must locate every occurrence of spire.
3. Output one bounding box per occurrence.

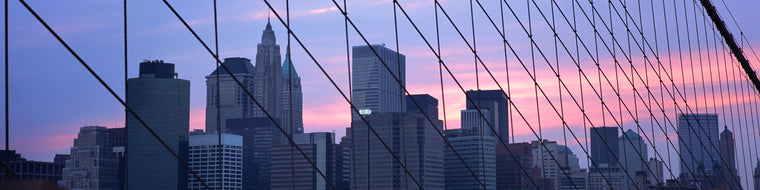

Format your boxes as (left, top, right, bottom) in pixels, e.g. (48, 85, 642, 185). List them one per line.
(261, 19, 276, 45)
(282, 45, 298, 78)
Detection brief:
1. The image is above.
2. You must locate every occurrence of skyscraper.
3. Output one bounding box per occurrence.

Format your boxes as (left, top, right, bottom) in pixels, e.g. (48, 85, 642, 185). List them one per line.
(531, 140, 561, 189)
(618, 129, 648, 190)
(351, 44, 405, 120)
(106, 127, 126, 190)
(405, 94, 438, 120)
(226, 117, 283, 190)
(460, 109, 493, 137)
(253, 21, 283, 121)
(188, 133, 244, 190)
(59, 126, 118, 189)
(205, 57, 256, 133)
(590, 126, 619, 167)
(677, 113, 719, 180)
(270, 132, 335, 190)
(351, 112, 444, 190)
(444, 129, 496, 190)
(126, 60, 190, 190)
(719, 126, 739, 190)
(281, 47, 304, 135)
(465, 90, 509, 142)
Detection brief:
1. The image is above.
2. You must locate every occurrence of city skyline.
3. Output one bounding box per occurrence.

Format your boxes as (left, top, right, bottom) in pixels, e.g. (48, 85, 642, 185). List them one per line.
(4, 0, 760, 189)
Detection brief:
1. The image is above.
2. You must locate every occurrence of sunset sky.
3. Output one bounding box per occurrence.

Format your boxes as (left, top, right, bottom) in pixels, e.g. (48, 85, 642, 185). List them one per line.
(4, 0, 760, 184)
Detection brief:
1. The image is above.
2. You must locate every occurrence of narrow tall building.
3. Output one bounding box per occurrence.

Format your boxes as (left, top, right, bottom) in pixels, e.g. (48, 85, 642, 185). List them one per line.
(590, 126, 619, 167)
(59, 126, 118, 189)
(205, 57, 256, 132)
(719, 126, 740, 190)
(281, 47, 304, 135)
(351, 112, 444, 190)
(126, 60, 190, 190)
(188, 133, 244, 190)
(464, 90, 509, 142)
(677, 113, 719, 180)
(754, 160, 760, 190)
(351, 44, 405, 120)
(619, 129, 648, 190)
(253, 21, 283, 121)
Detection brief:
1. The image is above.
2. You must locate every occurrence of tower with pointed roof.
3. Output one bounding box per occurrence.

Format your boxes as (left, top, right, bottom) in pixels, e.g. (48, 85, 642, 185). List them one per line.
(281, 46, 303, 135)
(253, 20, 283, 121)
(720, 126, 740, 189)
(205, 57, 256, 132)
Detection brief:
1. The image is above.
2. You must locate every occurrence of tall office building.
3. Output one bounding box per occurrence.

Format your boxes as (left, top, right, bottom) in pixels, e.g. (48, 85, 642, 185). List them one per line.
(351, 44, 405, 120)
(590, 126, 619, 167)
(281, 47, 304, 135)
(126, 60, 190, 190)
(106, 127, 126, 190)
(647, 158, 664, 186)
(531, 140, 564, 189)
(226, 117, 283, 190)
(444, 129, 496, 190)
(460, 109, 493, 137)
(587, 166, 625, 190)
(351, 112, 444, 190)
(465, 90, 508, 142)
(677, 113, 719, 180)
(405, 94, 438, 120)
(336, 130, 352, 190)
(187, 133, 244, 190)
(619, 129, 648, 190)
(59, 126, 118, 189)
(719, 126, 740, 190)
(205, 57, 256, 133)
(271, 132, 335, 190)
(253, 21, 283, 120)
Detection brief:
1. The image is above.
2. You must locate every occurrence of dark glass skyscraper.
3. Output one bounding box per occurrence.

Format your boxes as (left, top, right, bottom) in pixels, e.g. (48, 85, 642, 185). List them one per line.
(126, 60, 190, 190)
(226, 117, 283, 190)
(590, 126, 619, 167)
(405, 94, 438, 121)
(677, 113, 719, 180)
(465, 90, 508, 142)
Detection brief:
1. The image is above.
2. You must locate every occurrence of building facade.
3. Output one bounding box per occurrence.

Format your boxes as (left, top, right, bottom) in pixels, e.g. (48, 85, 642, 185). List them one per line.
(205, 57, 256, 133)
(351, 44, 405, 120)
(187, 133, 244, 190)
(270, 132, 334, 190)
(619, 129, 648, 190)
(444, 129, 496, 190)
(126, 60, 190, 190)
(719, 126, 740, 189)
(677, 113, 719, 180)
(405, 94, 438, 121)
(590, 126, 619, 168)
(59, 126, 118, 190)
(351, 112, 444, 190)
(226, 117, 283, 190)
(464, 90, 509, 142)
(253, 21, 283, 121)
(0, 150, 64, 184)
(280, 47, 304, 135)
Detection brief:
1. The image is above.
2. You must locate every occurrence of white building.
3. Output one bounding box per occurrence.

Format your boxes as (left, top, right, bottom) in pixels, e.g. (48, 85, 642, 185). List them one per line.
(59, 126, 119, 190)
(188, 133, 243, 190)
